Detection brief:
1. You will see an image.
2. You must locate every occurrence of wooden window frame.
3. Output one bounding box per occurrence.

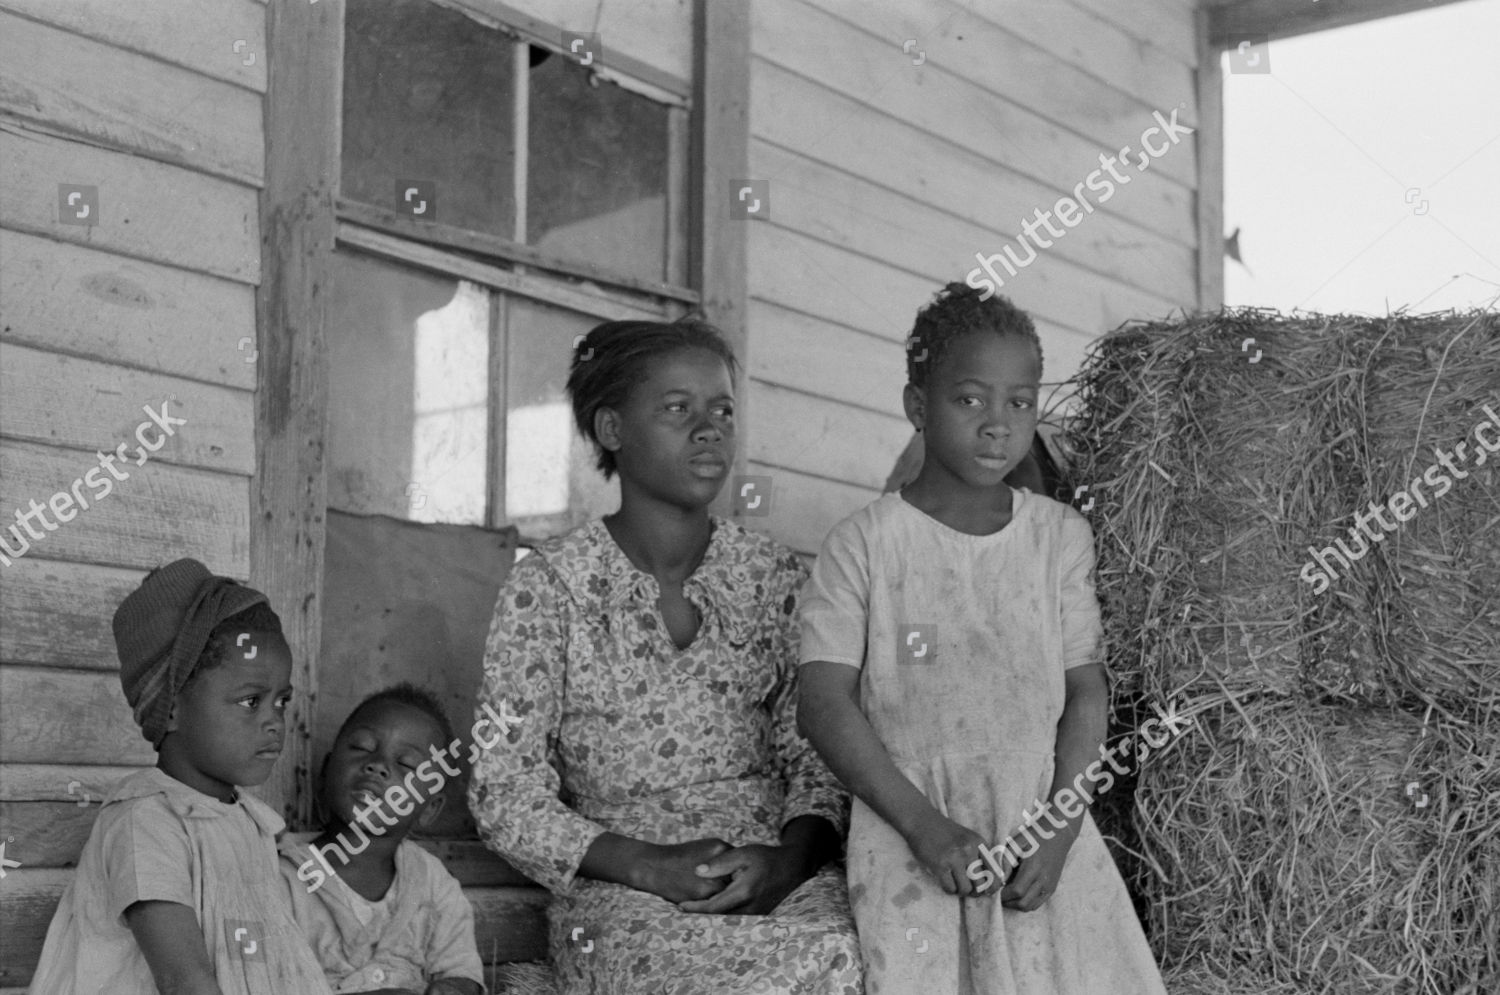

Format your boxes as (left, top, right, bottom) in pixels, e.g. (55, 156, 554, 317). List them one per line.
(336, 3, 700, 308)
(255, 0, 748, 824)
(1195, 6, 1225, 310)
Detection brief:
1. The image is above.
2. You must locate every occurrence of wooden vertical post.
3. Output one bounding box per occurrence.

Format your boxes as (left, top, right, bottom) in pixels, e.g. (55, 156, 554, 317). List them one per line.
(251, 0, 342, 825)
(691, 0, 752, 518)
(1195, 5, 1226, 311)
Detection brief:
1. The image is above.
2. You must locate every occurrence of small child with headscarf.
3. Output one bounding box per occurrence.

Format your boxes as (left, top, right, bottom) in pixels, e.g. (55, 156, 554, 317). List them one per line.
(28, 558, 333, 995)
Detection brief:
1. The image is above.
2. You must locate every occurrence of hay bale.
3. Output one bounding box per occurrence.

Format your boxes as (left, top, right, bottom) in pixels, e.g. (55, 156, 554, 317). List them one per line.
(1064, 311, 1328, 700)
(1063, 308, 1500, 995)
(1163, 958, 1306, 995)
(1130, 694, 1499, 995)
(492, 961, 558, 995)
(1065, 308, 1500, 707)
(1312, 311, 1500, 705)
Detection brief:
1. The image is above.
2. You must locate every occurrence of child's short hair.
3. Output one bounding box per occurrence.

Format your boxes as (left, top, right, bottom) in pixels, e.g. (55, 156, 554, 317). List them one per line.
(186, 602, 286, 687)
(566, 317, 740, 480)
(906, 281, 1043, 389)
(343, 682, 455, 748)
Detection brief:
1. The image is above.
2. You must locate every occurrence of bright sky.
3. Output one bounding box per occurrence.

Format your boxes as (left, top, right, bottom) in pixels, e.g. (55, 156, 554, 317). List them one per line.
(1222, 0, 1500, 315)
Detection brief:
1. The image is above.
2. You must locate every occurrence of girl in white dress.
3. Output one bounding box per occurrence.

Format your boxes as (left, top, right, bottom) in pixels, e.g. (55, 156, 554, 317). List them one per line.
(797, 283, 1167, 994)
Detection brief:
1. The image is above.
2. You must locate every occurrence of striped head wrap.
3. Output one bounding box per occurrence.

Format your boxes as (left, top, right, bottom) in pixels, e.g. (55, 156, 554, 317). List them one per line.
(112, 558, 269, 747)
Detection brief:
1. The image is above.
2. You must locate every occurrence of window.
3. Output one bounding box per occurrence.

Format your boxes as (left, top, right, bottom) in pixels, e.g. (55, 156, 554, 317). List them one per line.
(327, 0, 695, 540)
(341, 0, 518, 241)
(325, 252, 491, 525)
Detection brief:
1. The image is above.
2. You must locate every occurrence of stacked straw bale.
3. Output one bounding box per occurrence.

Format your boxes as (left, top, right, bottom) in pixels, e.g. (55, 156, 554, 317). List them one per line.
(1135, 696, 1498, 995)
(1346, 322, 1500, 702)
(1063, 309, 1500, 995)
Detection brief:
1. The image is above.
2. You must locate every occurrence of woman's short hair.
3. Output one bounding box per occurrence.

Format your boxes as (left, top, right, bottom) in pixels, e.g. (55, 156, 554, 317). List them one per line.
(566, 317, 740, 479)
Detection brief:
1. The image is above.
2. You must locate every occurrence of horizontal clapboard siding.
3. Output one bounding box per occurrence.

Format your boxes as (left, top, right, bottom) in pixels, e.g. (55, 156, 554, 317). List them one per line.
(0, 343, 256, 475)
(1068, 0, 1199, 66)
(747, 155, 1185, 341)
(0, 559, 146, 669)
(0, 129, 260, 284)
(751, 138, 1197, 312)
(748, 300, 906, 418)
(0, 3, 266, 986)
(0, 10, 265, 187)
(0, 438, 250, 572)
(747, 381, 910, 491)
(755, 1, 1198, 196)
(747, 223, 1127, 372)
(744, 462, 883, 558)
(750, 60, 1195, 251)
(814, 0, 1198, 113)
(0, 667, 155, 766)
(0, 229, 258, 390)
(806, 0, 1197, 133)
(0, 0, 269, 92)
(744, 0, 1199, 555)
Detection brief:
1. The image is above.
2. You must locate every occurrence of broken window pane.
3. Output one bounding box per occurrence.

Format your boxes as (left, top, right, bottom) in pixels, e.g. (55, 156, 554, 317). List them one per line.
(527, 49, 673, 284)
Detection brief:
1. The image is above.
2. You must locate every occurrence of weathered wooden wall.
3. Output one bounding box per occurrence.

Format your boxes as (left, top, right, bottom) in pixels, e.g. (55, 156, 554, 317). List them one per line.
(0, 0, 267, 987)
(744, 0, 1204, 554)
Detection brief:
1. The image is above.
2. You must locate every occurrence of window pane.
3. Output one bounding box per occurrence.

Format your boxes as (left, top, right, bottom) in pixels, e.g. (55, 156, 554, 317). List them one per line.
(504, 297, 619, 536)
(342, 0, 516, 237)
(527, 49, 671, 284)
(327, 250, 491, 525)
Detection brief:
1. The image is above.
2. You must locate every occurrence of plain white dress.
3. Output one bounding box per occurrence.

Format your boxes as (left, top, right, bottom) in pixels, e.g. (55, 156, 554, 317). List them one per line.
(800, 489, 1167, 995)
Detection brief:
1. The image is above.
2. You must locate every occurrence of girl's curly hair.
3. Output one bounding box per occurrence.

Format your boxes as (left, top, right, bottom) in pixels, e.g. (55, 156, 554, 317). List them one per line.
(905, 281, 1043, 388)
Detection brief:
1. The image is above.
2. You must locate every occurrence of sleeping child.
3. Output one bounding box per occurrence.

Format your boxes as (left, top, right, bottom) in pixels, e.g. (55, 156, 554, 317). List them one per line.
(278, 683, 485, 995)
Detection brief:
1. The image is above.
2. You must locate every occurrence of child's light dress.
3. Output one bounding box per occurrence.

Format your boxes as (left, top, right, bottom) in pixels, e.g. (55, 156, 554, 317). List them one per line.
(277, 834, 486, 992)
(28, 768, 333, 995)
(800, 489, 1167, 994)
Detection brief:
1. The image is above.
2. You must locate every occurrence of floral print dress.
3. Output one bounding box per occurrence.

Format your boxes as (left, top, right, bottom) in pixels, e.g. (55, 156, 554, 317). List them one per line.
(468, 517, 863, 995)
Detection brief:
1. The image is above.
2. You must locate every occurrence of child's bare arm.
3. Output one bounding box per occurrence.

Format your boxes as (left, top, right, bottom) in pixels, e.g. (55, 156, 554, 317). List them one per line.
(796, 661, 929, 834)
(1046, 662, 1110, 839)
(797, 660, 988, 896)
(1000, 662, 1109, 911)
(123, 900, 224, 995)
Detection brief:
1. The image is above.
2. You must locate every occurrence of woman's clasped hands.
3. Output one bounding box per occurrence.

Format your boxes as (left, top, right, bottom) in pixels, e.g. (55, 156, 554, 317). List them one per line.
(635, 836, 814, 915)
